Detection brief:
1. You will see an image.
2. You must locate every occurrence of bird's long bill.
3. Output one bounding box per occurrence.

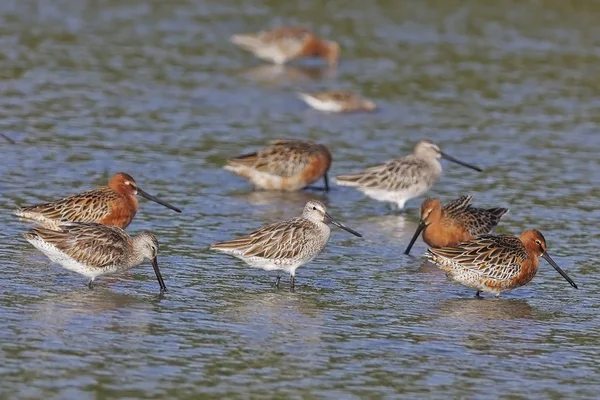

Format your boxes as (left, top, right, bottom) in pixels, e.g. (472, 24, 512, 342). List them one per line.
(542, 252, 578, 289)
(137, 188, 182, 213)
(324, 212, 362, 237)
(404, 222, 425, 255)
(440, 151, 482, 172)
(151, 257, 168, 292)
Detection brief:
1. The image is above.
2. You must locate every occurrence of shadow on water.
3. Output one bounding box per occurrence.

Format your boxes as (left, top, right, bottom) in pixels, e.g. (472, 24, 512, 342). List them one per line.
(437, 298, 536, 321)
(214, 289, 327, 349)
(356, 214, 409, 242)
(228, 189, 331, 222)
(30, 289, 158, 336)
(237, 64, 334, 86)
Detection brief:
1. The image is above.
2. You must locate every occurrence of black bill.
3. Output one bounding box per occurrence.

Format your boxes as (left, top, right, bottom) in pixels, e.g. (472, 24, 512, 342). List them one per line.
(151, 257, 168, 292)
(404, 222, 425, 255)
(138, 188, 182, 213)
(542, 252, 578, 289)
(440, 151, 482, 172)
(325, 212, 362, 237)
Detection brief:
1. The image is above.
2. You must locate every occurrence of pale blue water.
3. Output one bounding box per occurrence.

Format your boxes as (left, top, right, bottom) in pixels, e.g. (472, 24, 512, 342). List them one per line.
(1, 0, 599, 398)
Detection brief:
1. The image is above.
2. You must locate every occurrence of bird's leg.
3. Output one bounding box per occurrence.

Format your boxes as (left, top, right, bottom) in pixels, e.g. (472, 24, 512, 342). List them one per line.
(305, 174, 330, 192)
(475, 291, 483, 299)
(290, 275, 295, 292)
(87, 278, 95, 290)
(272, 273, 281, 289)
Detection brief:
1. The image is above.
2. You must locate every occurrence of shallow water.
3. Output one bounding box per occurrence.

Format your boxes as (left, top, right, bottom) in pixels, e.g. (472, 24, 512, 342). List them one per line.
(1, 0, 600, 398)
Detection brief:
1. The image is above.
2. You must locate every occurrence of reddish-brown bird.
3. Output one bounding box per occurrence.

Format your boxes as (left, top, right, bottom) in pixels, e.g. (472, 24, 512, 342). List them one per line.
(404, 195, 508, 255)
(231, 26, 340, 67)
(14, 172, 181, 229)
(426, 229, 578, 297)
(224, 139, 332, 191)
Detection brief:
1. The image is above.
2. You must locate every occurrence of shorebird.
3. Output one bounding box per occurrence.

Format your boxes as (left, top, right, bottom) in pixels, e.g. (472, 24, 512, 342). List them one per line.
(334, 139, 482, 209)
(23, 222, 167, 291)
(426, 229, 578, 297)
(297, 91, 376, 113)
(224, 139, 332, 191)
(404, 195, 508, 255)
(231, 26, 340, 67)
(210, 200, 362, 290)
(14, 172, 181, 229)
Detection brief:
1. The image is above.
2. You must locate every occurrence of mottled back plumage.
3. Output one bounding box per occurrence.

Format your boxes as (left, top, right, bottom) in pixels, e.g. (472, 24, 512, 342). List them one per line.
(428, 234, 526, 282)
(25, 222, 134, 268)
(231, 26, 340, 66)
(426, 229, 578, 296)
(224, 139, 332, 191)
(14, 172, 181, 229)
(210, 200, 361, 290)
(16, 187, 122, 226)
(23, 222, 167, 291)
(228, 139, 330, 177)
(334, 139, 481, 209)
(338, 156, 438, 191)
(443, 195, 508, 236)
(212, 216, 325, 261)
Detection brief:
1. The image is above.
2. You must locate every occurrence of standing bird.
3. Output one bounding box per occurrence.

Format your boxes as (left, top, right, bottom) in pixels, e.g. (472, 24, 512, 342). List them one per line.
(23, 222, 167, 291)
(14, 172, 181, 229)
(224, 139, 332, 191)
(297, 91, 377, 113)
(231, 26, 340, 67)
(426, 229, 578, 297)
(404, 195, 508, 255)
(334, 139, 482, 210)
(210, 200, 362, 290)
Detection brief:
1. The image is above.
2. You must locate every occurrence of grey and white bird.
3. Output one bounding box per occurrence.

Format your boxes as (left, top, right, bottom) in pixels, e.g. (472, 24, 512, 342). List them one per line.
(334, 139, 482, 210)
(210, 200, 362, 290)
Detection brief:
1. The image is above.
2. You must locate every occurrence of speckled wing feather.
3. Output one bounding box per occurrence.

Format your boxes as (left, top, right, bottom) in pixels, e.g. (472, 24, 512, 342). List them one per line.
(312, 91, 357, 102)
(443, 195, 473, 214)
(227, 140, 321, 177)
(336, 156, 435, 190)
(235, 27, 311, 59)
(427, 235, 525, 282)
(211, 217, 314, 260)
(444, 195, 508, 236)
(261, 26, 310, 39)
(16, 187, 119, 224)
(25, 222, 130, 267)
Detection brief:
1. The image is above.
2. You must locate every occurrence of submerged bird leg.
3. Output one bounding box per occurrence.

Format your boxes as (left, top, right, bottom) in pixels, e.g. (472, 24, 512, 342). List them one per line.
(272, 274, 281, 288)
(475, 291, 482, 299)
(323, 173, 330, 192)
(290, 275, 295, 292)
(87, 278, 95, 290)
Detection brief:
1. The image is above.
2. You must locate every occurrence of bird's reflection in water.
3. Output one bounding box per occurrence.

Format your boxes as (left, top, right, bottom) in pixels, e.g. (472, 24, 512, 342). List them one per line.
(230, 189, 329, 221)
(438, 297, 535, 322)
(418, 259, 442, 274)
(356, 214, 409, 243)
(237, 64, 333, 86)
(31, 286, 159, 337)
(220, 289, 325, 344)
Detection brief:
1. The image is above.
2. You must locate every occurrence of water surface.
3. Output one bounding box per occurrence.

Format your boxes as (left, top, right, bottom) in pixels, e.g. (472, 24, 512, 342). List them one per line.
(1, 0, 599, 398)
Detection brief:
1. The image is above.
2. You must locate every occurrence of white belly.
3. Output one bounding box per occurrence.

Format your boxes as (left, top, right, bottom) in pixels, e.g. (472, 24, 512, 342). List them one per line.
(26, 237, 115, 279)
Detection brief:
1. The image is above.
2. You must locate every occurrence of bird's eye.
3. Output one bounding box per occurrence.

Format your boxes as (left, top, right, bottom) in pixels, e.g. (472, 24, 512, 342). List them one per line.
(535, 240, 541, 245)
(312, 207, 317, 210)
